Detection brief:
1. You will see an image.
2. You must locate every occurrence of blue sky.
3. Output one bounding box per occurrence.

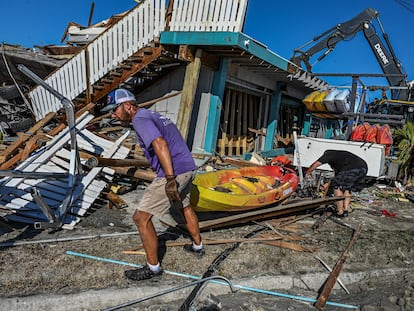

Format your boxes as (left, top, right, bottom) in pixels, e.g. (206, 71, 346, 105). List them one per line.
(1, 0, 413, 101)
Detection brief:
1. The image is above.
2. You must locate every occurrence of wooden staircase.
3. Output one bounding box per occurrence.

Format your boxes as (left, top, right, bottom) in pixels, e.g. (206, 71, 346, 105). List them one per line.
(26, 0, 248, 120)
(0, 0, 249, 229)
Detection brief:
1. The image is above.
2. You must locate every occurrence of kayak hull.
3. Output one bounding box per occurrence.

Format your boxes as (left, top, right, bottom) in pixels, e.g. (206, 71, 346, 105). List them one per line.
(191, 166, 298, 212)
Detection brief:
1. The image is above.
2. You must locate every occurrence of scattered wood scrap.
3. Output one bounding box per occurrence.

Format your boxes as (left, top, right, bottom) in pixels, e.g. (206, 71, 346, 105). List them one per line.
(262, 240, 313, 252)
(197, 196, 344, 230)
(314, 224, 363, 309)
(123, 236, 284, 254)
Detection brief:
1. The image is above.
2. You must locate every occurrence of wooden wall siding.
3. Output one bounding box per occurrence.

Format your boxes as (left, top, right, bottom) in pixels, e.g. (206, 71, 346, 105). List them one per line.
(169, 0, 248, 32)
(27, 0, 248, 121)
(0, 113, 130, 229)
(218, 88, 268, 156)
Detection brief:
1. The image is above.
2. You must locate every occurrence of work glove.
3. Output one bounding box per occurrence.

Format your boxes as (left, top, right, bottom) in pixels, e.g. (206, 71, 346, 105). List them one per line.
(165, 175, 181, 202)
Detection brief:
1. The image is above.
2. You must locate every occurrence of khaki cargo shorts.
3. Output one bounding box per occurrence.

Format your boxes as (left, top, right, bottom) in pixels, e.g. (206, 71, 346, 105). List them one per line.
(136, 170, 196, 217)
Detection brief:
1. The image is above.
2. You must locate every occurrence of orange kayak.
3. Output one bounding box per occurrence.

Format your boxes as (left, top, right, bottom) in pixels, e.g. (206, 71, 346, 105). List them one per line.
(191, 165, 298, 212)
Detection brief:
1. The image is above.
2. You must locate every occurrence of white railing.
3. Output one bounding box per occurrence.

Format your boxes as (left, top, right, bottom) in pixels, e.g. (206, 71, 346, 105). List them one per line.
(28, 0, 248, 120)
(169, 0, 248, 32)
(28, 0, 165, 120)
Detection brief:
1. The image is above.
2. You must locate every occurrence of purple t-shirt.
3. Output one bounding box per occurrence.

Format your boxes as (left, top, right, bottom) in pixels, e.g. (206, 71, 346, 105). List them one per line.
(132, 109, 197, 177)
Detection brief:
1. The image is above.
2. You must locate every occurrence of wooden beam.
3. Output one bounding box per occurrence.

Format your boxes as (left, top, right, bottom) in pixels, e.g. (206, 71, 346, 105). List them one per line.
(124, 236, 283, 253)
(197, 197, 345, 230)
(85, 156, 149, 168)
(0, 103, 95, 170)
(106, 191, 128, 209)
(0, 112, 56, 163)
(314, 224, 363, 309)
(113, 167, 156, 181)
(176, 48, 202, 140)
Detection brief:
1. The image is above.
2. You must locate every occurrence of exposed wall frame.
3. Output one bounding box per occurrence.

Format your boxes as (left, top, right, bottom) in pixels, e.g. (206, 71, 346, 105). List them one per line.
(217, 83, 270, 156)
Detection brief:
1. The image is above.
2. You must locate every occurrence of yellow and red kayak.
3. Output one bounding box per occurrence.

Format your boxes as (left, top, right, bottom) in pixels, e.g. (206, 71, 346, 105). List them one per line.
(191, 165, 298, 212)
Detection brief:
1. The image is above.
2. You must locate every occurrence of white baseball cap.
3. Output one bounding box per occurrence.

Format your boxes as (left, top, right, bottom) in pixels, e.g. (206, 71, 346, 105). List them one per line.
(101, 88, 136, 112)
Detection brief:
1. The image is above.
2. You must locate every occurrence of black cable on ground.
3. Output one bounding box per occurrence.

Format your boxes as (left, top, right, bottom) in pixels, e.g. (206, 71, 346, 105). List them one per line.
(178, 226, 267, 311)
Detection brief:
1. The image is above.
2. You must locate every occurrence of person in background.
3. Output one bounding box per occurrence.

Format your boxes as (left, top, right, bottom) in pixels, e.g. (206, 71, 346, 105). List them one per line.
(305, 149, 368, 217)
(104, 88, 204, 281)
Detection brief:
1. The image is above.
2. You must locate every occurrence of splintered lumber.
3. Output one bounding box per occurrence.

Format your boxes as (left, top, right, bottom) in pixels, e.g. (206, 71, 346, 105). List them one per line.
(85, 156, 150, 168)
(314, 255, 350, 294)
(198, 196, 344, 230)
(113, 167, 156, 181)
(98, 126, 124, 134)
(123, 236, 283, 253)
(275, 210, 322, 228)
(275, 133, 291, 146)
(221, 156, 259, 167)
(312, 210, 331, 231)
(106, 191, 128, 209)
(262, 240, 313, 252)
(314, 224, 363, 310)
(0, 112, 56, 163)
(0, 103, 95, 170)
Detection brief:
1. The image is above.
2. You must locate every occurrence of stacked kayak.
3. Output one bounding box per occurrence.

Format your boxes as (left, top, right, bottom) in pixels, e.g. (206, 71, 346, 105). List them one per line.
(323, 89, 341, 112)
(303, 88, 353, 113)
(302, 91, 320, 112)
(312, 91, 329, 111)
(334, 89, 350, 112)
(191, 165, 298, 212)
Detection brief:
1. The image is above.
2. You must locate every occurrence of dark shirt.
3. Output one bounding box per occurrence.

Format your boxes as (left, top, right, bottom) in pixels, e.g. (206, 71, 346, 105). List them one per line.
(317, 150, 368, 173)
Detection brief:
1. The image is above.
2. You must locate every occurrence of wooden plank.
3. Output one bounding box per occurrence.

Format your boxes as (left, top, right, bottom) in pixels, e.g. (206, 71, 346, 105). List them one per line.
(198, 197, 345, 230)
(176, 48, 202, 139)
(21, 134, 49, 161)
(262, 240, 313, 252)
(106, 191, 128, 209)
(0, 112, 56, 163)
(124, 236, 284, 252)
(113, 167, 156, 181)
(220, 156, 259, 167)
(85, 156, 150, 168)
(314, 224, 363, 309)
(0, 104, 95, 170)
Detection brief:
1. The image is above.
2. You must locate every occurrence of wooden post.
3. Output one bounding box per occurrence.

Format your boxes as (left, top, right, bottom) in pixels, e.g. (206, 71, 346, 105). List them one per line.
(176, 48, 202, 140)
(113, 167, 156, 181)
(314, 224, 363, 309)
(85, 156, 150, 168)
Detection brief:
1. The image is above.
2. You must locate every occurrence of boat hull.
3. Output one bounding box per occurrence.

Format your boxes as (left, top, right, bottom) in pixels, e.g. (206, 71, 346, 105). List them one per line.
(191, 166, 298, 212)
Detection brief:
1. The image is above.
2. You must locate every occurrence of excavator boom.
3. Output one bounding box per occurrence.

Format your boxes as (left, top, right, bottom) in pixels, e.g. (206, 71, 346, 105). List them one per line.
(290, 7, 408, 100)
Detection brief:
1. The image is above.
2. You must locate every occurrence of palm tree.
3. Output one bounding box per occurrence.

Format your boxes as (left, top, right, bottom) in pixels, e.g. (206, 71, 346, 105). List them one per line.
(393, 122, 414, 184)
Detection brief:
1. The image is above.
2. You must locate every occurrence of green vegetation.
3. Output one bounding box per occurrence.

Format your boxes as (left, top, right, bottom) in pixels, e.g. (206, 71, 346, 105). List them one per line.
(393, 122, 414, 183)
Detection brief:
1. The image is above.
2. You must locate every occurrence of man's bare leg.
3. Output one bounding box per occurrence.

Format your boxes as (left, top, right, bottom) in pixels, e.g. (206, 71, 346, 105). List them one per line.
(334, 188, 345, 215)
(344, 190, 351, 212)
(132, 210, 159, 265)
(182, 205, 202, 245)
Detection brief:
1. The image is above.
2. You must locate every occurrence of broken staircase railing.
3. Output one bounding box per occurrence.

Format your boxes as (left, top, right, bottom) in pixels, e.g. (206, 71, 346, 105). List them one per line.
(11, 64, 82, 229)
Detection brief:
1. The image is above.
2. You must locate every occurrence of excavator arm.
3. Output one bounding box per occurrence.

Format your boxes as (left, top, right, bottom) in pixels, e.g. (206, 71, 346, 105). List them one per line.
(290, 7, 408, 100)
